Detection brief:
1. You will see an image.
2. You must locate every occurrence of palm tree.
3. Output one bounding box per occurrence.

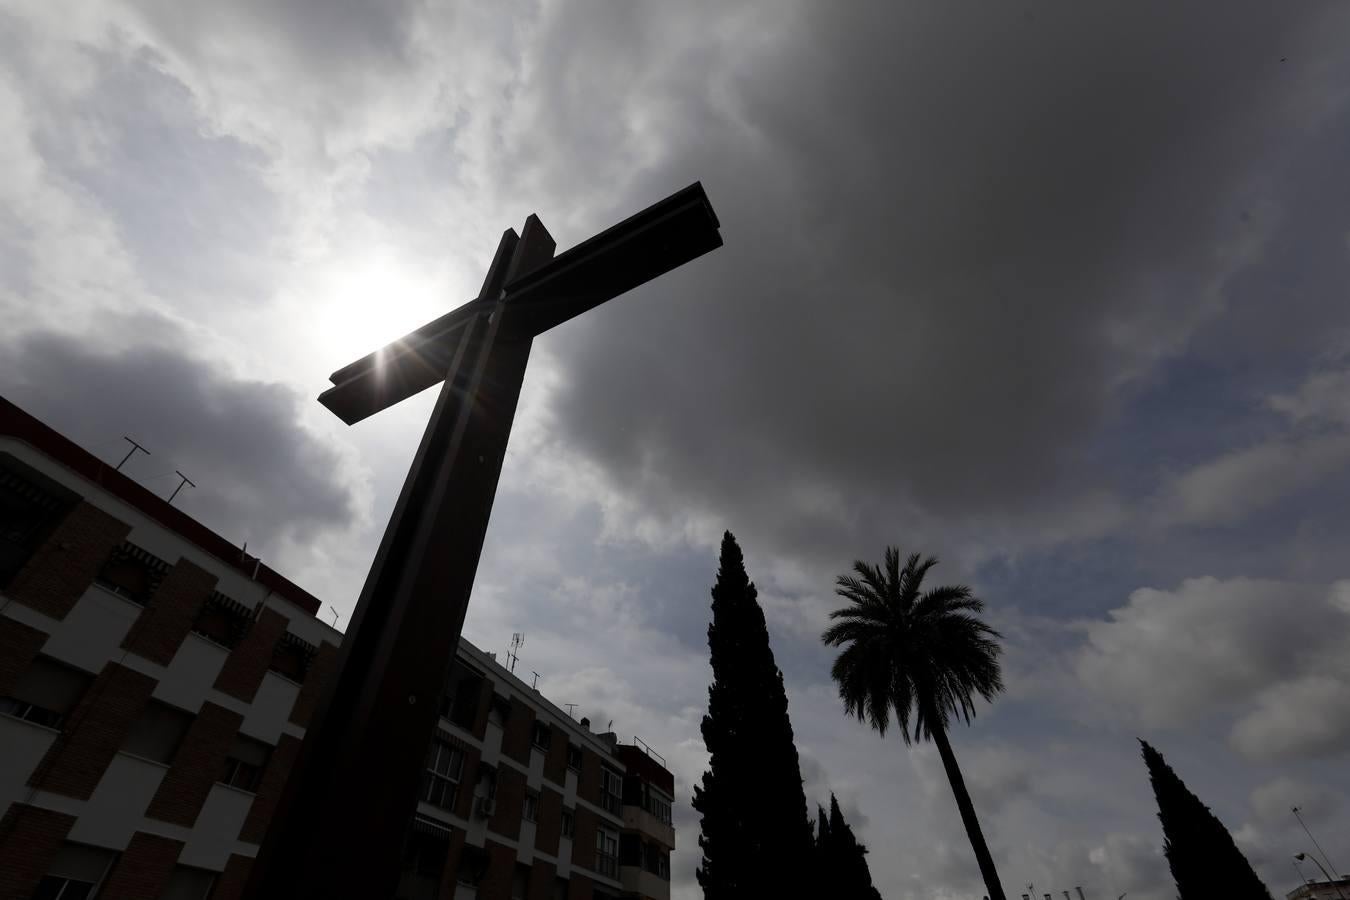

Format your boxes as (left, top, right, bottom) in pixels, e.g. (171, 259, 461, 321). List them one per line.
(823, 548, 1007, 900)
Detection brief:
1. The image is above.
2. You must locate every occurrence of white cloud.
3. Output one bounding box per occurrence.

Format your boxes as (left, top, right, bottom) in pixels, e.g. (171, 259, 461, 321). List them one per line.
(1270, 368, 1350, 426)
(1076, 577, 1350, 753)
(1232, 676, 1350, 761)
(1157, 435, 1350, 528)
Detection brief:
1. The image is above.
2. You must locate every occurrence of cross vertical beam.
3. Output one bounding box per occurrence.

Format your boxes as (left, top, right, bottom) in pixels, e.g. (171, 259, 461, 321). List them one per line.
(246, 184, 719, 899)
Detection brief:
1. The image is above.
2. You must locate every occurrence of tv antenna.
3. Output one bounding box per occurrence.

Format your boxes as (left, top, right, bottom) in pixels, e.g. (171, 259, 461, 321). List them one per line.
(116, 436, 150, 471)
(564, 703, 578, 719)
(168, 470, 195, 504)
(507, 633, 524, 673)
(531, 671, 540, 690)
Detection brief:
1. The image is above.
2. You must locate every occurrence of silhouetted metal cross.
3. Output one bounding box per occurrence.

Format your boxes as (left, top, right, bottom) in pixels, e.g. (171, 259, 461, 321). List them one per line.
(248, 184, 721, 899)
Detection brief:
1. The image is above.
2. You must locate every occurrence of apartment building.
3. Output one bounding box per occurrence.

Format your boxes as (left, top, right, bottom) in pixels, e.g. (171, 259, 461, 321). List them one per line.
(0, 395, 674, 900)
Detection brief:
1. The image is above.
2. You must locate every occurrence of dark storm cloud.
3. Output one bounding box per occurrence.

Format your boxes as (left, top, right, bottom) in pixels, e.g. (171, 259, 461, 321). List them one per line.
(3, 324, 359, 553)
(527, 2, 1350, 569)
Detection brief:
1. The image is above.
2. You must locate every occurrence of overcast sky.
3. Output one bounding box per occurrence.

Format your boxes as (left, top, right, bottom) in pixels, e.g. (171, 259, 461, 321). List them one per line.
(5, 2, 1350, 898)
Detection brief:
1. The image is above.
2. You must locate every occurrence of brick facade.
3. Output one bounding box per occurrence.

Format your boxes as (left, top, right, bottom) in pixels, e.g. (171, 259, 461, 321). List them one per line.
(288, 640, 337, 726)
(527, 859, 557, 900)
(119, 558, 217, 665)
(208, 853, 254, 900)
(578, 747, 602, 806)
(0, 617, 47, 696)
(27, 661, 155, 800)
(489, 764, 527, 841)
(567, 872, 595, 900)
(0, 803, 77, 900)
(535, 786, 563, 856)
(543, 727, 569, 786)
(6, 501, 129, 619)
(500, 695, 536, 764)
(240, 733, 301, 843)
(213, 606, 288, 702)
(146, 701, 243, 826)
(478, 839, 518, 900)
(572, 805, 597, 871)
(97, 831, 183, 900)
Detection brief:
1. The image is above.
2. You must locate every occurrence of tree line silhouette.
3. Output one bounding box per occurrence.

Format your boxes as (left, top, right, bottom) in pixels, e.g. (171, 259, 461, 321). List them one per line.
(693, 531, 1283, 900)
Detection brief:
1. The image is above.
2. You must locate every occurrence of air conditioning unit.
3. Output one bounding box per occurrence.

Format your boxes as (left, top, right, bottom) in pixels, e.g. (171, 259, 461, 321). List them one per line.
(475, 796, 496, 818)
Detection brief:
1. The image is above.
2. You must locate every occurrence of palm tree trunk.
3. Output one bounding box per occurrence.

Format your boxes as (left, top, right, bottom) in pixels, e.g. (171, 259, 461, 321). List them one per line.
(931, 723, 1006, 900)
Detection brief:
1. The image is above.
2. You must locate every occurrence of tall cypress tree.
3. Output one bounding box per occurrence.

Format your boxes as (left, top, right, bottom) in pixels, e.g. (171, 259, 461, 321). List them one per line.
(816, 794, 883, 900)
(693, 532, 815, 899)
(1140, 740, 1273, 900)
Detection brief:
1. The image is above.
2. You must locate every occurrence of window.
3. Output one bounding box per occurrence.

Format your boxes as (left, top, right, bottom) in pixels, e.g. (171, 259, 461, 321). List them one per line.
(531, 720, 551, 750)
(401, 820, 449, 886)
(192, 592, 251, 649)
(421, 738, 464, 811)
(219, 735, 272, 793)
(511, 862, 530, 900)
(454, 845, 488, 886)
(642, 787, 673, 826)
(561, 807, 575, 840)
(645, 844, 670, 881)
(619, 833, 642, 867)
(1, 656, 90, 730)
(595, 827, 619, 878)
(476, 764, 498, 802)
(122, 700, 192, 764)
(159, 865, 217, 900)
(444, 661, 484, 729)
(94, 542, 168, 605)
(599, 766, 623, 815)
(523, 790, 539, 823)
(31, 842, 115, 900)
(0, 454, 76, 587)
(269, 633, 316, 683)
(566, 745, 583, 772)
(488, 694, 511, 727)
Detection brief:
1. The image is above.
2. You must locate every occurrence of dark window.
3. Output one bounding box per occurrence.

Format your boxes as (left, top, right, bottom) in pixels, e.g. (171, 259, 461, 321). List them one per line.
(619, 833, 642, 867)
(566, 746, 583, 772)
(599, 766, 623, 815)
(531, 720, 551, 750)
(454, 845, 488, 886)
(646, 844, 670, 880)
(595, 827, 618, 878)
(122, 700, 192, 764)
(642, 786, 673, 825)
(488, 694, 511, 726)
(511, 862, 530, 900)
(421, 738, 463, 811)
(269, 634, 315, 683)
(0, 453, 76, 587)
(561, 807, 575, 839)
(191, 592, 251, 649)
(32, 842, 114, 900)
(159, 864, 216, 900)
(523, 790, 539, 822)
(94, 543, 168, 605)
(219, 735, 272, 793)
(0, 656, 90, 730)
(443, 660, 484, 730)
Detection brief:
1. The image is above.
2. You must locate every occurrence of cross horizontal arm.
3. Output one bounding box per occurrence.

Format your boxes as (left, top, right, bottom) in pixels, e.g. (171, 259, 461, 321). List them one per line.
(318, 181, 720, 426)
(499, 180, 721, 335)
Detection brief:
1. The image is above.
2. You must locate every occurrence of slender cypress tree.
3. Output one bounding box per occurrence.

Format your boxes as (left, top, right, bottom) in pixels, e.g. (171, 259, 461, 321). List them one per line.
(693, 532, 815, 899)
(816, 794, 884, 900)
(1140, 740, 1273, 900)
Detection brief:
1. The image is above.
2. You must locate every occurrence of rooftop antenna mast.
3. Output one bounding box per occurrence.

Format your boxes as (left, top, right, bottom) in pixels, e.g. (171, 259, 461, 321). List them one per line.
(507, 632, 524, 673)
(564, 703, 578, 719)
(531, 671, 540, 690)
(168, 470, 195, 504)
(116, 436, 149, 471)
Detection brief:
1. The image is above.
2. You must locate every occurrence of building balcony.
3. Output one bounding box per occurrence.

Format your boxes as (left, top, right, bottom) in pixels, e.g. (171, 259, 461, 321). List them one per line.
(622, 803, 675, 849)
(620, 864, 670, 900)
